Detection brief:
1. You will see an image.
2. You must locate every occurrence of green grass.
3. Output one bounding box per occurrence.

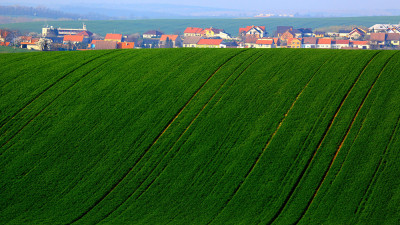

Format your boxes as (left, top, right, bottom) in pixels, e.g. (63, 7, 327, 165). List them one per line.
(0, 49, 400, 224)
(1, 16, 400, 36)
(0, 46, 33, 53)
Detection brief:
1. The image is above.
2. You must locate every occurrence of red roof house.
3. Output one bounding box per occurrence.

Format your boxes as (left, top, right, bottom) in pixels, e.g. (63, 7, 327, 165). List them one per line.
(105, 33, 123, 42)
(117, 42, 135, 49)
(63, 35, 84, 43)
(184, 27, 204, 36)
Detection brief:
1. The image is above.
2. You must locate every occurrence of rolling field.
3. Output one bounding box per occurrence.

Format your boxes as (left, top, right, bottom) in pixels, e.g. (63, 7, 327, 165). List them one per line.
(1, 48, 400, 224)
(1, 16, 400, 36)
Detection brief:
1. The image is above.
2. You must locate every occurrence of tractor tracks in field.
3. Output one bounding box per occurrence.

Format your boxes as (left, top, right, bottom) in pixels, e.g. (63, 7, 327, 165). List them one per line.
(0, 51, 124, 152)
(205, 53, 333, 225)
(293, 51, 398, 224)
(265, 51, 382, 225)
(67, 50, 249, 225)
(0, 51, 116, 134)
(95, 51, 265, 224)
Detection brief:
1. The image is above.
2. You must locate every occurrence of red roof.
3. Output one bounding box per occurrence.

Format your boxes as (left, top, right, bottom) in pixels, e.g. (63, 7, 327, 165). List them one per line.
(370, 33, 386, 42)
(0, 42, 10, 46)
(239, 26, 266, 34)
(117, 42, 135, 49)
(256, 39, 273, 45)
(105, 33, 122, 41)
(77, 31, 93, 37)
(287, 38, 301, 44)
(90, 40, 101, 44)
(197, 39, 223, 45)
(184, 27, 203, 34)
(318, 38, 332, 44)
(63, 35, 84, 42)
(160, 35, 179, 41)
(352, 41, 369, 45)
(335, 40, 350, 45)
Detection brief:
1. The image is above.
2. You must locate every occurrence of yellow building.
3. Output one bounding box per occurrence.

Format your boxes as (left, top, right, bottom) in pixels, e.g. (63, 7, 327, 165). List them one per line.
(288, 38, 302, 48)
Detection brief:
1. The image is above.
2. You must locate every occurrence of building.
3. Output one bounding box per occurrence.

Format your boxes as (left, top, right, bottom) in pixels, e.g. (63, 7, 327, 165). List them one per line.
(275, 26, 293, 37)
(288, 38, 301, 48)
(280, 29, 296, 41)
(386, 33, 400, 47)
(314, 31, 325, 38)
(143, 30, 163, 39)
(184, 27, 203, 37)
(332, 40, 350, 49)
(298, 28, 313, 37)
(42, 24, 88, 37)
(351, 41, 370, 49)
(105, 34, 123, 42)
(94, 40, 117, 50)
(255, 39, 275, 48)
(369, 33, 386, 48)
(348, 28, 366, 40)
(243, 35, 258, 48)
(369, 24, 399, 33)
(196, 39, 224, 48)
(117, 42, 135, 49)
(239, 26, 267, 38)
(63, 35, 86, 44)
(0, 29, 9, 42)
(302, 37, 317, 48)
(183, 36, 202, 48)
(338, 30, 351, 38)
(159, 35, 182, 48)
(201, 27, 231, 39)
(317, 38, 332, 49)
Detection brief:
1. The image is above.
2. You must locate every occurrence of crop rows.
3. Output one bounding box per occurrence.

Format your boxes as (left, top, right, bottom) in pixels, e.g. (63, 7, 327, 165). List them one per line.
(1, 49, 399, 224)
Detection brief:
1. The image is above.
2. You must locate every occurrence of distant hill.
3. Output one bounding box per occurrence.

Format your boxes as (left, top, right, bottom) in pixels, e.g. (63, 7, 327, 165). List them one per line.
(1, 16, 400, 36)
(1, 49, 400, 224)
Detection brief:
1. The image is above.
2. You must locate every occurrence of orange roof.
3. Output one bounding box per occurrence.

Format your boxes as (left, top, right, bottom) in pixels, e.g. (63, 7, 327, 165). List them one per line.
(20, 42, 36, 45)
(239, 25, 266, 33)
(335, 40, 350, 45)
(318, 38, 332, 44)
(117, 42, 135, 49)
(197, 39, 223, 45)
(77, 31, 92, 37)
(352, 41, 369, 45)
(160, 35, 179, 41)
(0, 42, 10, 46)
(256, 39, 273, 45)
(64, 35, 84, 42)
(184, 27, 204, 34)
(105, 33, 122, 41)
(287, 38, 301, 44)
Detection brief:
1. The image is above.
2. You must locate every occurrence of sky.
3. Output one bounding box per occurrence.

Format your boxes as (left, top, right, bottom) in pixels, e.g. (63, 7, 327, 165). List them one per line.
(4, 0, 400, 17)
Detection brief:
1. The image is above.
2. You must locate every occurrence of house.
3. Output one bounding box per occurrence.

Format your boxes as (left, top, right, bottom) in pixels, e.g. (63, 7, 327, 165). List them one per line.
(351, 41, 370, 49)
(105, 33, 123, 42)
(369, 33, 386, 48)
(332, 40, 350, 49)
(94, 40, 117, 50)
(298, 28, 313, 37)
(338, 30, 351, 37)
(292, 29, 304, 38)
(256, 39, 275, 48)
(159, 35, 182, 48)
(302, 37, 317, 48)
(387, 27, 400, 33)
(287, 38, 301, 48)
(386, 33, 400, 46)
(0, 42, 10, 46)
(280, 29, 296, 41)
(314, 31, 325, 38)
(184, 27, 203, 37)
(243, 35, 259, 48)
(88, 40, 101, 49)
(63, 35, 86, 44)
(368, 24, 398, 33)
(143, 30, 163, 39)
(183, 36, 202, 48)
(317, 38, 332, 49)
(221, 41, 238, 48)
(20, 38, 40, 50)
(142, 39, 159, 48)
(239, 26, 267, 38)
(76, 30, 93, 38)
(196, 39, 224, 48)
(275, 26, 293, 37)
(117, 42, 135, 49)
(202, 27, 231, 39)
(348, 28, 366, 40)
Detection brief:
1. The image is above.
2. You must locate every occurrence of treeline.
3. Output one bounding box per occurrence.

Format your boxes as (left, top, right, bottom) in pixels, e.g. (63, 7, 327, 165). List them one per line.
(0, 5, 84, 20)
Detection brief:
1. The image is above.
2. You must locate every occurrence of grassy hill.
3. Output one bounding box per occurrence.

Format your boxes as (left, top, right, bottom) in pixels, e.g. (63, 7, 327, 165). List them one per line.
(0, 46, 33, 53)
(1, 16, 400, 36)
(1, 49, 400, 224)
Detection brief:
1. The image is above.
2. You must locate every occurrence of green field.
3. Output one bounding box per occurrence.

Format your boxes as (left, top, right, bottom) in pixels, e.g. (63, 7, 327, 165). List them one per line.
(0, 46, 33, 53)
(1, 49, 400, 224)
(1, 16, 400, 36)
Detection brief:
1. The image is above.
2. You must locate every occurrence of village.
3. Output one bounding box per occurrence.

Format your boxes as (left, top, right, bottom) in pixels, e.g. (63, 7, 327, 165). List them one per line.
(0, 23, 399, 51)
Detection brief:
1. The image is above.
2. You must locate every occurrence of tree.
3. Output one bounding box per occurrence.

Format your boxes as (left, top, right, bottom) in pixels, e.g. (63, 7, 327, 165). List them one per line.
(37, 38, 52, 51)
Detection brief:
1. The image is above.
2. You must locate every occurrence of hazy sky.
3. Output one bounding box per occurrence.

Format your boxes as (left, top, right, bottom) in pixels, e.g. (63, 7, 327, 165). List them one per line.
(6, 0, 400, 12)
